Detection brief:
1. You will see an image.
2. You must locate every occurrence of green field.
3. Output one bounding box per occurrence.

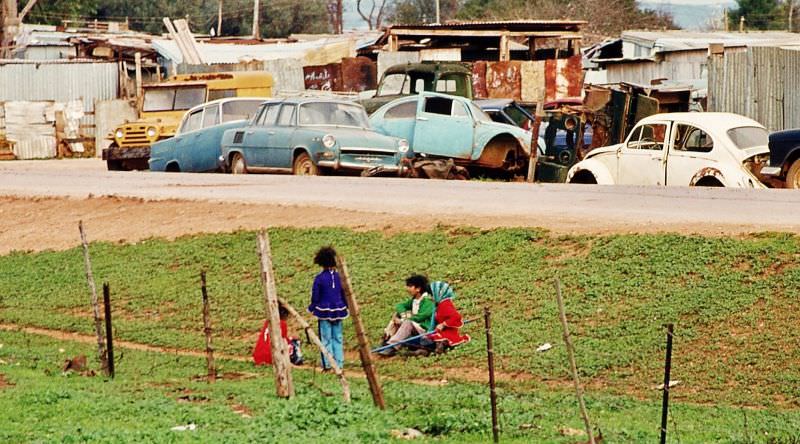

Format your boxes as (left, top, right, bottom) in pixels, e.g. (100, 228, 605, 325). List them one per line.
(1, 227, 800, 442)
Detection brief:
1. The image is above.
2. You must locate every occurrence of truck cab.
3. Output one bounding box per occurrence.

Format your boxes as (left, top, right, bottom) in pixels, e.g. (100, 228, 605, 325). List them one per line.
(104, 71, 273, 171)
(360, 62, 473, 114)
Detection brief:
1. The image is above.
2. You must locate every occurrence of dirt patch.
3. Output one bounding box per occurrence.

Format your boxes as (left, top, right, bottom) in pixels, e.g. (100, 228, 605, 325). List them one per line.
(0, 373, 13, 389)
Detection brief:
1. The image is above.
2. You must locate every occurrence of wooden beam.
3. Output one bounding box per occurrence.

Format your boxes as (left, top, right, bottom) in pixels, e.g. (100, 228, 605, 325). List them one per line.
(18, 0, 38, 21)
(499, 33, 510, 62)
(257, 231, 294, 399)
(389, 29, 583, 39)
(335, 254, 385, 410)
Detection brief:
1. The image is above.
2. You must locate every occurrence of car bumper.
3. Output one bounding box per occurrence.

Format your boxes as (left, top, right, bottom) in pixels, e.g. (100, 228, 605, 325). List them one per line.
(103, 145, 151, 161)
(760, 166, 782, 176)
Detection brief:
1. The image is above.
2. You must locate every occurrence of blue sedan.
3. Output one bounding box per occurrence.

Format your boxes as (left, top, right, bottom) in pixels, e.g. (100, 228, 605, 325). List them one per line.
(220, 98, 411, 175)
(149, 98, 266, 172)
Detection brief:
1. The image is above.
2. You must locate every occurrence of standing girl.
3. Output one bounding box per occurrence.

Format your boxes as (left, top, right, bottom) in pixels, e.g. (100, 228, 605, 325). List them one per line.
(307, 246, 348, 371)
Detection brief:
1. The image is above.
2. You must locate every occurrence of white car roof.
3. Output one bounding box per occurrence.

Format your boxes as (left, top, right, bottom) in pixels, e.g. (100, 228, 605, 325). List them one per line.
(638, 112, 765, 130)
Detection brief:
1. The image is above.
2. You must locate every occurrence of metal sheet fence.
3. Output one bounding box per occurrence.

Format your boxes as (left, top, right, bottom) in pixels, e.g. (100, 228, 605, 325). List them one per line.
(709, 46, 800, 131)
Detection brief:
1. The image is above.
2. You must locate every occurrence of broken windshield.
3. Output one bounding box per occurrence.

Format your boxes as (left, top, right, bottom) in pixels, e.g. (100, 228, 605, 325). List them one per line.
(298, 102, 370, 128)
(142, 86, 207, 112)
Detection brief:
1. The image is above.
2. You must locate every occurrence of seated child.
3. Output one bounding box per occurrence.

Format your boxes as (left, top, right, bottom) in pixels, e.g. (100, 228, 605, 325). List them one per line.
(427, 281, 470, 352)
(253, 306, 303, 365)
(379, 274, 435, 356)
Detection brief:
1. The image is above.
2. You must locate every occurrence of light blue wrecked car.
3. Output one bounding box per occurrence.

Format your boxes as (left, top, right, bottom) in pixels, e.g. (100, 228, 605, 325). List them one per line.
(219, 97, 412, 176)
(369, 92, 537, 176)
(149, 97, 266, 173)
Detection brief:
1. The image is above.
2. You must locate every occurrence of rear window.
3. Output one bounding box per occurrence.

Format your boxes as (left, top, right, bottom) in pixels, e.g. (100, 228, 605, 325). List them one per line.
(727, 126, 768, 150)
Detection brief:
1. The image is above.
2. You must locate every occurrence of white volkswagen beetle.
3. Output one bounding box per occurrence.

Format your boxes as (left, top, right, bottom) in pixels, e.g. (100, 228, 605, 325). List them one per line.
(566, 113, 769, 188)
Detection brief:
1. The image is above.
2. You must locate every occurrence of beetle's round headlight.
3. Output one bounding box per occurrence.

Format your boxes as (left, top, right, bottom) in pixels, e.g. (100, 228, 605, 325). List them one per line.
(115, 129, 124, 139)
(397, 139, 409, 153)
(146, 127, 157, 138)
(322, 134, 336, 149)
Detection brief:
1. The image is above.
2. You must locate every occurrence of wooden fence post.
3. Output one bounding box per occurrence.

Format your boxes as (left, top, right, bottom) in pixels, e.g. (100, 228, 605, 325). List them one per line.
(554, 278, 596, 444)
(278, 297, 351, 403)
(78, 221, 107, 372)
(335, 254, 385, 410)
(660, 323, 674, 444)
(526, 100, 545, 183)
(103, 283, 115, 379)
(485, 307, 500, 443)
(256, 231, 294, 399)
(200, 271, 216, 383)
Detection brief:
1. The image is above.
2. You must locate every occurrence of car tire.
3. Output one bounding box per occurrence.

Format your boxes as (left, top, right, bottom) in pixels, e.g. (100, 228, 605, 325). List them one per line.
(786, 159, 800, 189)
(106, 159, 124, 171)
(230, 153, 247, 175)
(292, 152, 319, 176)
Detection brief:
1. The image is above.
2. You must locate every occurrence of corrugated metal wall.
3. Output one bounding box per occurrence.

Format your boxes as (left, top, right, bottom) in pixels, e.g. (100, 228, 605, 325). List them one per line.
(709, 46, 800, 131)
(0, 62, 118, 113)
(0, 62, 118, 159)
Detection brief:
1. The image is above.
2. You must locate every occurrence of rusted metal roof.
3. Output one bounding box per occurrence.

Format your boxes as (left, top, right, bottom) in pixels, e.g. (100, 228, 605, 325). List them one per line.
(390, 20, 586, 32)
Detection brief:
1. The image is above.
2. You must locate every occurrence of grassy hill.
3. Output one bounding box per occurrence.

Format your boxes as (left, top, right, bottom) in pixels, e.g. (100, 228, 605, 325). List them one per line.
(1, 227, 799, 441)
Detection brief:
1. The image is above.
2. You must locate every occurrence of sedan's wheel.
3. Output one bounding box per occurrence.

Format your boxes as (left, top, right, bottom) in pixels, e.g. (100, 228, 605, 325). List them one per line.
(292, 152, 319, 176)
(786, 159, 800, 189)
(230, 153, 247, 175)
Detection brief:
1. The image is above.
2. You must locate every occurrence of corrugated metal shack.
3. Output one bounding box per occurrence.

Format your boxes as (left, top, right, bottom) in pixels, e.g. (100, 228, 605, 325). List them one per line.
(708, 45, 800, 131)
(0, 59, 118, 159)
(363, 20, 586, 103)
(587, 31, 800, 102)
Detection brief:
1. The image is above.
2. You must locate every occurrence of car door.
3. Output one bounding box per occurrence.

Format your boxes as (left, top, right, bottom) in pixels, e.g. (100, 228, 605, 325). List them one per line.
(412, 95, 473, 159)
(266, 104, 297, 168)
(174, 108, 204, 170)
(188, 103, 220, 172)
(616, 121, 669, 185)
(665, 123, 717, 186)
(241, 103, 279, 166)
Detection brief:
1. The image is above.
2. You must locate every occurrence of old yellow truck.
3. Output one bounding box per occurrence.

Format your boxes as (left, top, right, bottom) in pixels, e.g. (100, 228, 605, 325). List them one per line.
(103, 71, 273, 171)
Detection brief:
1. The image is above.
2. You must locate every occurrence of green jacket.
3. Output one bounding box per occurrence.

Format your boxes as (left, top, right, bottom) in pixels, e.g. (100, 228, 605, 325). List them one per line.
(395, 294, 435, 331)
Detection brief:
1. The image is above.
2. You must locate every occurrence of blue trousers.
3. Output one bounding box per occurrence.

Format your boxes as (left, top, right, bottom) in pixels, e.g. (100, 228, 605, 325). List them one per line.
(318, 319, 344, 369)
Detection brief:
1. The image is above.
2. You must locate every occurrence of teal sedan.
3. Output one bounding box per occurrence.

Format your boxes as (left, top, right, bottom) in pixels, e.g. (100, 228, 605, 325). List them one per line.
(149, 98, 265, 172)
(219, 98, 411, 175)
(369, 92, 533, 174)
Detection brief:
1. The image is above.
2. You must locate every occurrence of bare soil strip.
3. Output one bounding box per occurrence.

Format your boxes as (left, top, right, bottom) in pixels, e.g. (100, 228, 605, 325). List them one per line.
(0, 195, 784, 256)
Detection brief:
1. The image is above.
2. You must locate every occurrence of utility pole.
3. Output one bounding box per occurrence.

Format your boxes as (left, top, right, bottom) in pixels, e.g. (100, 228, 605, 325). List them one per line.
(435, 0, 441, 24)
(1, 0, 20, 59)
(724, 8, 729, 32)
(789, 0, 795, 33)
(252, 0, 260, 39)
(337, 0, 342, 33)
(217, 0, 222, 37)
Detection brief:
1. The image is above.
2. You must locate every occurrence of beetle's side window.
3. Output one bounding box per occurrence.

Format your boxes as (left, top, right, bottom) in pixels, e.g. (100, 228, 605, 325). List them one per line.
(277, 105, 296, 126)
(627, 124, 666, 150)
(384, 101, 416, 119)
(451, 101, 469, 118)
(424, 97, 453, 116)
(258, 104, 280, 126)
(674, 124, 713, 153)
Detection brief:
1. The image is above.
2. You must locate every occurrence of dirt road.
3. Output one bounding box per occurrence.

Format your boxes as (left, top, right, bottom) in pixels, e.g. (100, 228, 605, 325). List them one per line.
(1, 159, 799, 253)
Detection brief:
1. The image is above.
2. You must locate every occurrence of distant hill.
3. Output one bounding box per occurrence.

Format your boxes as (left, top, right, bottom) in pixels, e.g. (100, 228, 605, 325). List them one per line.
(639, 1, 736, 30)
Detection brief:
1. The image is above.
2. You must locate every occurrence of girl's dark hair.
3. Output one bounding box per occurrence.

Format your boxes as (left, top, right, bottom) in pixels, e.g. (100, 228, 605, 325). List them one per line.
(405, 274, 429, 291)
(314, 246, 338, 268)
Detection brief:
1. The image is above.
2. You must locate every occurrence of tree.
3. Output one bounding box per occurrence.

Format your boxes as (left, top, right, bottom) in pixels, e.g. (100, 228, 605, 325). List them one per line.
(456, 0, 675, 43)
(730, 0, 780, 30)
(356, 0, 389, 30)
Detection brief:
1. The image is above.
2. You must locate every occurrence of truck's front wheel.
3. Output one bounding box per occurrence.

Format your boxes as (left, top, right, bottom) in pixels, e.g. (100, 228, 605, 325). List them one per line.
(107, 159, 124, 171)
(786, 159, 800, 189)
